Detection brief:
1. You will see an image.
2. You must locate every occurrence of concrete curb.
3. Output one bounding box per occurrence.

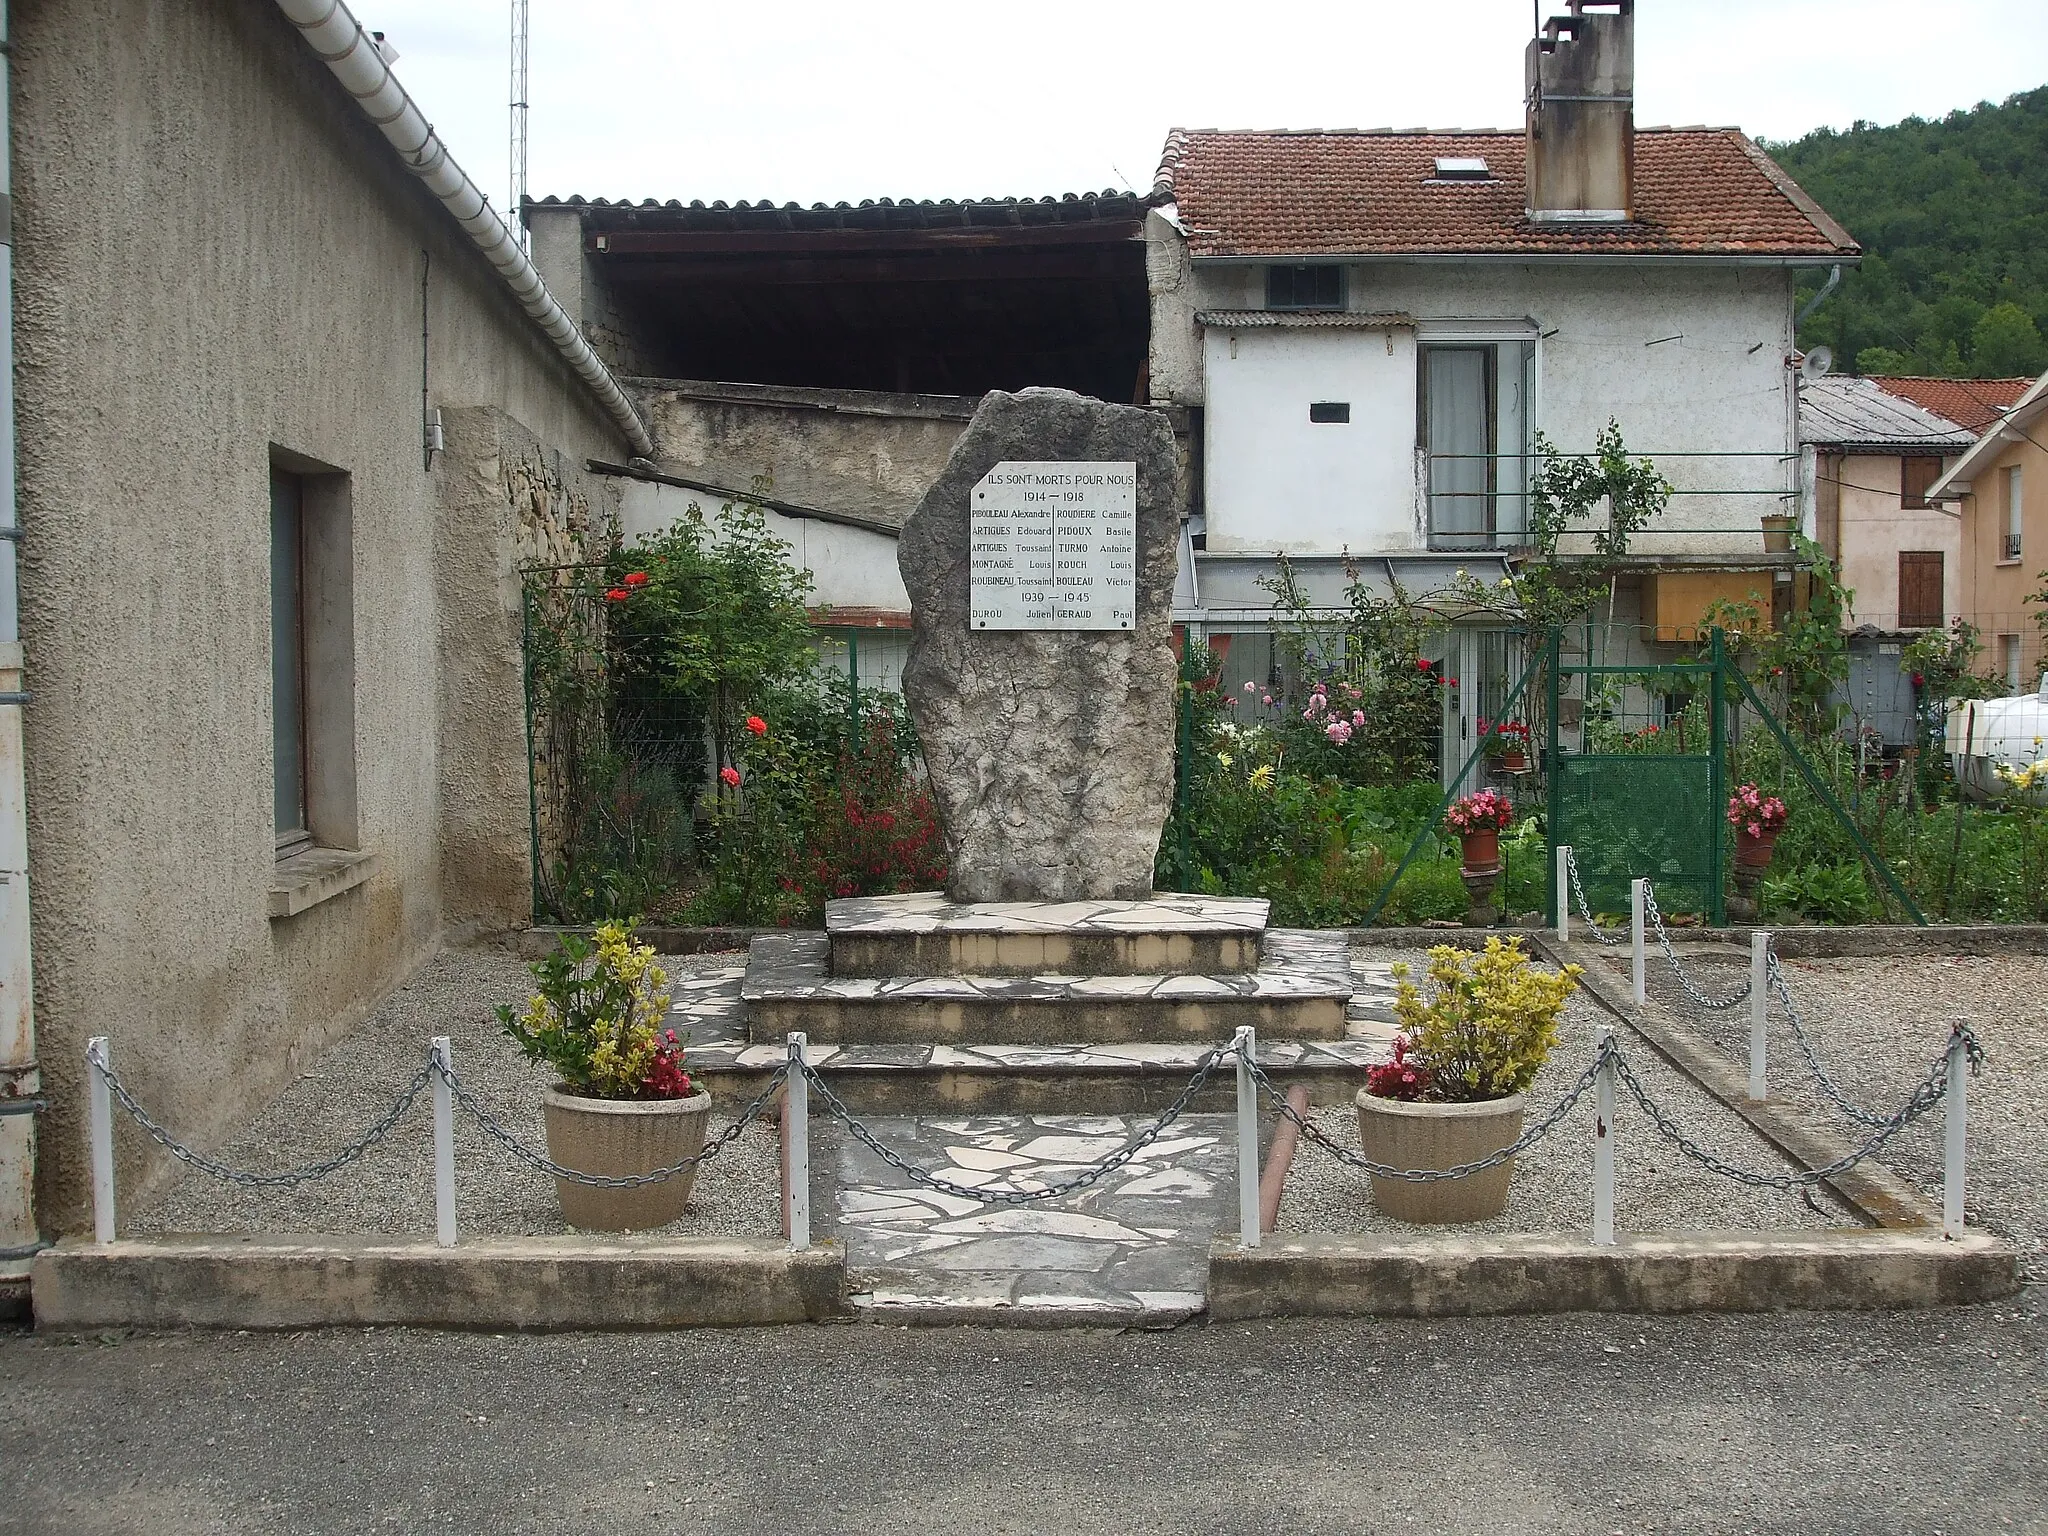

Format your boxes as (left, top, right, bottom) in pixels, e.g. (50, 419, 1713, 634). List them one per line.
(31, 1235, 850, 1332)
(1208, 1230, 2020, 1318)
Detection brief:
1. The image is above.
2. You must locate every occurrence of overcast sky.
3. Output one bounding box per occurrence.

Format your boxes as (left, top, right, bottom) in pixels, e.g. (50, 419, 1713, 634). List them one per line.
(360, 0, 2048, 211)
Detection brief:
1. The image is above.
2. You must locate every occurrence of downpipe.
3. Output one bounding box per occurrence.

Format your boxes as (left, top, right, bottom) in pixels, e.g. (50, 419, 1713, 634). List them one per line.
(268, 0, 654, 460)
(0, 0, 44, 1291)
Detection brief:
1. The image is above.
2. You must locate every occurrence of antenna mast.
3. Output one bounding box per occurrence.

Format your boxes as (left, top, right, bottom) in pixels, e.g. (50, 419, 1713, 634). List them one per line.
(509, 0, 530, 249)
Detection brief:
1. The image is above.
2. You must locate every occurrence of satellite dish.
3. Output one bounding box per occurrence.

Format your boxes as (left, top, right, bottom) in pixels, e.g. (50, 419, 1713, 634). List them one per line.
(1800, 347, 1834, 381)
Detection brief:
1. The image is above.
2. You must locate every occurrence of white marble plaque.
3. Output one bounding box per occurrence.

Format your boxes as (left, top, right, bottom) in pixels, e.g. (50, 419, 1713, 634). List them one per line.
(969, 461, 1137, 630)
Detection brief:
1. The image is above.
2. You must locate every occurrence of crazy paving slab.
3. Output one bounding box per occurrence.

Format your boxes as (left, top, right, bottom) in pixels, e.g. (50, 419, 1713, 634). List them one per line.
(815, 1111, 1241, 1324)
(826, 892, 1270, 977)
(741, 929, 1353, 1044)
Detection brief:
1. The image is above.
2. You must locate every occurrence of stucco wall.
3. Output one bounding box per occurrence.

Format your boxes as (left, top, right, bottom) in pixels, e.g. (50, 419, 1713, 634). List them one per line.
(13, 0, 627, 1225)
(619, 480, 907, 616)
(633, 382, 973, 531)
(1957, 435, 2048, 690)
(1150, 237, 1796, 558)
(1832, 452, 1962, 633)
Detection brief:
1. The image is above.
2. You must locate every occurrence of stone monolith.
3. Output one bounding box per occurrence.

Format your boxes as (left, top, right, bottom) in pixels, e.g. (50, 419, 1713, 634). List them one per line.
(897, 387, 1180, 902)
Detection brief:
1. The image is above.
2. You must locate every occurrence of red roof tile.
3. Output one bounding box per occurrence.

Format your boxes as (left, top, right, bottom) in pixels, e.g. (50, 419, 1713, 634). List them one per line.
(1867, 375, 2035, 434)
(1154, 128, 1857, 259)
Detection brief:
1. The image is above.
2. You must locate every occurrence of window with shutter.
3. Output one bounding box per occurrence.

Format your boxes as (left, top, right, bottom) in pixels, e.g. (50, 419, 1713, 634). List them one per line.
(1897, 550, 1943, 629)
(1901, 456, 1943, 510)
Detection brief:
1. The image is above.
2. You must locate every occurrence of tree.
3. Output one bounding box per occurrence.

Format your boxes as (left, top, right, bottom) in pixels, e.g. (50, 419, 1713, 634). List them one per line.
(1970, 302, 2047, 377)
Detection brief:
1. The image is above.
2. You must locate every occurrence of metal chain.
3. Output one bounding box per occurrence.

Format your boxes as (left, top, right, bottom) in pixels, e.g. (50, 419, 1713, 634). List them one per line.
(1609, 1027, 1979, 1190)
(89, 1043, 433, 1189)
(435, 1058, 790, 1188)
(798, 1048, 1228, 1207)
(1566, 847, 1619, 946)
(1250, 1047, 1607, 1181)
(1764, 953, 1908, 1128)
(1642, 881, 1751, 1011)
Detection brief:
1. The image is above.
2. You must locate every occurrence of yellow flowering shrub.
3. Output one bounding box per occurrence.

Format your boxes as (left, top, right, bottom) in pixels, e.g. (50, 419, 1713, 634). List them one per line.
(498, 922, 687, 1100)
(1389, 938, 1582, 1103)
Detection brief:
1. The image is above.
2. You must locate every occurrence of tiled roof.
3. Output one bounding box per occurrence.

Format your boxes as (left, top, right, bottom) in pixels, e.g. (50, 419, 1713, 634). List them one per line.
(1798, 376, 1976, 451)
(1867, 376, 2034, 435)
(1153, 128, 1858, 259)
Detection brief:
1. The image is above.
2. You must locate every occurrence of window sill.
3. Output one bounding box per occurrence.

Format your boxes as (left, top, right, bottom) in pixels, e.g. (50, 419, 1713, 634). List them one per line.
(1997, 558, 2023, 567)
(269, 846, 377, 919)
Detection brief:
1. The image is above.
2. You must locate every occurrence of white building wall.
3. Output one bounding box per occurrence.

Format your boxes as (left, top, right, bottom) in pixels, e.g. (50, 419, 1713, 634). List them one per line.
(619, 480, 909, 615)
(1170, 251, 1797, 559)
(1202, 326, 1421, 553)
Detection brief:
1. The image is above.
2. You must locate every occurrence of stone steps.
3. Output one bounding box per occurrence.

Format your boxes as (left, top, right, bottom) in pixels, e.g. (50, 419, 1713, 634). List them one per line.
(825, 892, 1269, 978)
(741, 930, 1353, 1046)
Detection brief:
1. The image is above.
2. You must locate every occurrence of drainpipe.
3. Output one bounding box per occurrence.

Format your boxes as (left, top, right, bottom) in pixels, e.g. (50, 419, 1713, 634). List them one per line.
(0, 0, 44, 1288)
(1795, 264, 1842, 331)
(270, 0, 655, 460)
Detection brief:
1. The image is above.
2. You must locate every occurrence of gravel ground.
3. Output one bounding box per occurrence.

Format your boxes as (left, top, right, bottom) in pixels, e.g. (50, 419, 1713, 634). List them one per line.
(1284, 948, 1856, 1236)
(130, 946, 781, 1241)
(1625, 943, 2048, 1276)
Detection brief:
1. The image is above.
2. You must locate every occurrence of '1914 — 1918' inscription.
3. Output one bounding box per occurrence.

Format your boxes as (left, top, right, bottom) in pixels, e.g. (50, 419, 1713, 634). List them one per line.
(968, 461, 1137, 630)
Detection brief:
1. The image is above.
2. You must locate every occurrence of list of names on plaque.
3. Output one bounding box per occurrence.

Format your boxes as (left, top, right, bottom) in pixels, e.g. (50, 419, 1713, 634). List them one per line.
(969, 461, 1137, 630)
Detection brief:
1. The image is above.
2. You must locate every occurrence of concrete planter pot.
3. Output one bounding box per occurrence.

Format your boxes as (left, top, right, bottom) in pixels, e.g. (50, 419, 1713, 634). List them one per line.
(1354, 1090, 1526, 1224)
(541, 1085, 711, 1232)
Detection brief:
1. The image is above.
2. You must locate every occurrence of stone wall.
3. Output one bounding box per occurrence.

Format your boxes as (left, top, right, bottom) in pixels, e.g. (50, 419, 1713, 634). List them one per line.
(436, 411, 618, 938)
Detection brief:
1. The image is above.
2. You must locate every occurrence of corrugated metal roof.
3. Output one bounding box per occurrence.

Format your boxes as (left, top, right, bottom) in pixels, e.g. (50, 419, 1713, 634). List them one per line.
(527, 190, 1148, 234)
(1798, 375, 1977, 450)
(1194, 310, 1414, 329)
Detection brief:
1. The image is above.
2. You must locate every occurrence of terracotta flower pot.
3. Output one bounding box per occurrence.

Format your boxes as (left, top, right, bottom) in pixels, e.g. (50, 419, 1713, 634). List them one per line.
(1735, 827, 1779, 869)
(541, 1085, 711, 1232)
(1355, 1090, 1527, 1223)
(1459, 829, 1500, 872)
(1496, 748, 1529, 773)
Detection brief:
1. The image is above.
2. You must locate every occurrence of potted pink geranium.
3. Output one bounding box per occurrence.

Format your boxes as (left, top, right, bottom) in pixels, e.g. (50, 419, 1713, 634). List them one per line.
(1727, 783, 1788, 871)
(1445, 789, 1513, 873)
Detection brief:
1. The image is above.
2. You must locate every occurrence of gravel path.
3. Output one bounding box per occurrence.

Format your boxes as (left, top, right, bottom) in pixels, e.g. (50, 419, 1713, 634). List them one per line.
(1285, 951, 1856, 1235)
(1627, 943, 2048, 1276)
(130, 945, 781, 1241)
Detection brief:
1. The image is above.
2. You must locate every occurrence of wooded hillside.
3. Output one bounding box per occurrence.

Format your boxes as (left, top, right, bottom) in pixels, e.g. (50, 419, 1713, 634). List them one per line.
(1766, 86, 2048, 378)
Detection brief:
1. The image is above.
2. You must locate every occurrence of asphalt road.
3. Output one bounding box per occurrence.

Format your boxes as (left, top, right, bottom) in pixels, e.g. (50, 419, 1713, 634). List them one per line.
(2, 1297, 2043, 1536)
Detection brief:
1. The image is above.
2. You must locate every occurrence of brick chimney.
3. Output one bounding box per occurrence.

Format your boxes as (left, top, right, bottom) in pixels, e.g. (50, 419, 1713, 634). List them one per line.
(1525, 0, 1634, 222)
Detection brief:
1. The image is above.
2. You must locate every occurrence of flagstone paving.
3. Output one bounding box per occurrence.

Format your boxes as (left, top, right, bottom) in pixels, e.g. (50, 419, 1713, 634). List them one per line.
(815, 1111, 1242, 1325)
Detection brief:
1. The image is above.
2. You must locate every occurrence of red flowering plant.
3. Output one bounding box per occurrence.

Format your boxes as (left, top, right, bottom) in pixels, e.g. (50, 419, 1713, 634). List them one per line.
(801, 709, 949, 912)
(1726, 782, 1787, 840)
(1443, 788, 1514, 836)
(1363, 1034, 1432, 1102)
(1479, 717, 1531, 765)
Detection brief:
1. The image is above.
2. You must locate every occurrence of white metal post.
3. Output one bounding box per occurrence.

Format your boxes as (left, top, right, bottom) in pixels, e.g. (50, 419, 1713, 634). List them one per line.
(86, 1035, 114, 1245)
(1592, 1025, 1615, 1246)
(1630, 879, 1647, 1006)
(1747, 932, 1770, 1101)
(787, 1032, 810, 1252)
(1943, 1026, 1969, 1241)
(431, 1036, 457, 1247)
(1554, 844, 1571, 942)
(1234, 1026, 1260, 1249)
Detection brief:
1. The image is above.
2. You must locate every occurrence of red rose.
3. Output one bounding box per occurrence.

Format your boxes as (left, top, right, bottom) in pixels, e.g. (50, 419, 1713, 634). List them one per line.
(719, 766, 741, 788)
(604, 588, 630, 602)
(745, 715, 768, 736)
(624, 571, 649, 587)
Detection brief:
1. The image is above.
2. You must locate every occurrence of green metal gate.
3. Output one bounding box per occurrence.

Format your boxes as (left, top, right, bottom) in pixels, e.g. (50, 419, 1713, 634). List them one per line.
(1545, 629, 1727, 926)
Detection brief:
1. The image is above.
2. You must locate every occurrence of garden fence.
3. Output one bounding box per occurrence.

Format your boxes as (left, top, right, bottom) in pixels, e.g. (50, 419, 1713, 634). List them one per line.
(80, 936, 1980, 1253)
